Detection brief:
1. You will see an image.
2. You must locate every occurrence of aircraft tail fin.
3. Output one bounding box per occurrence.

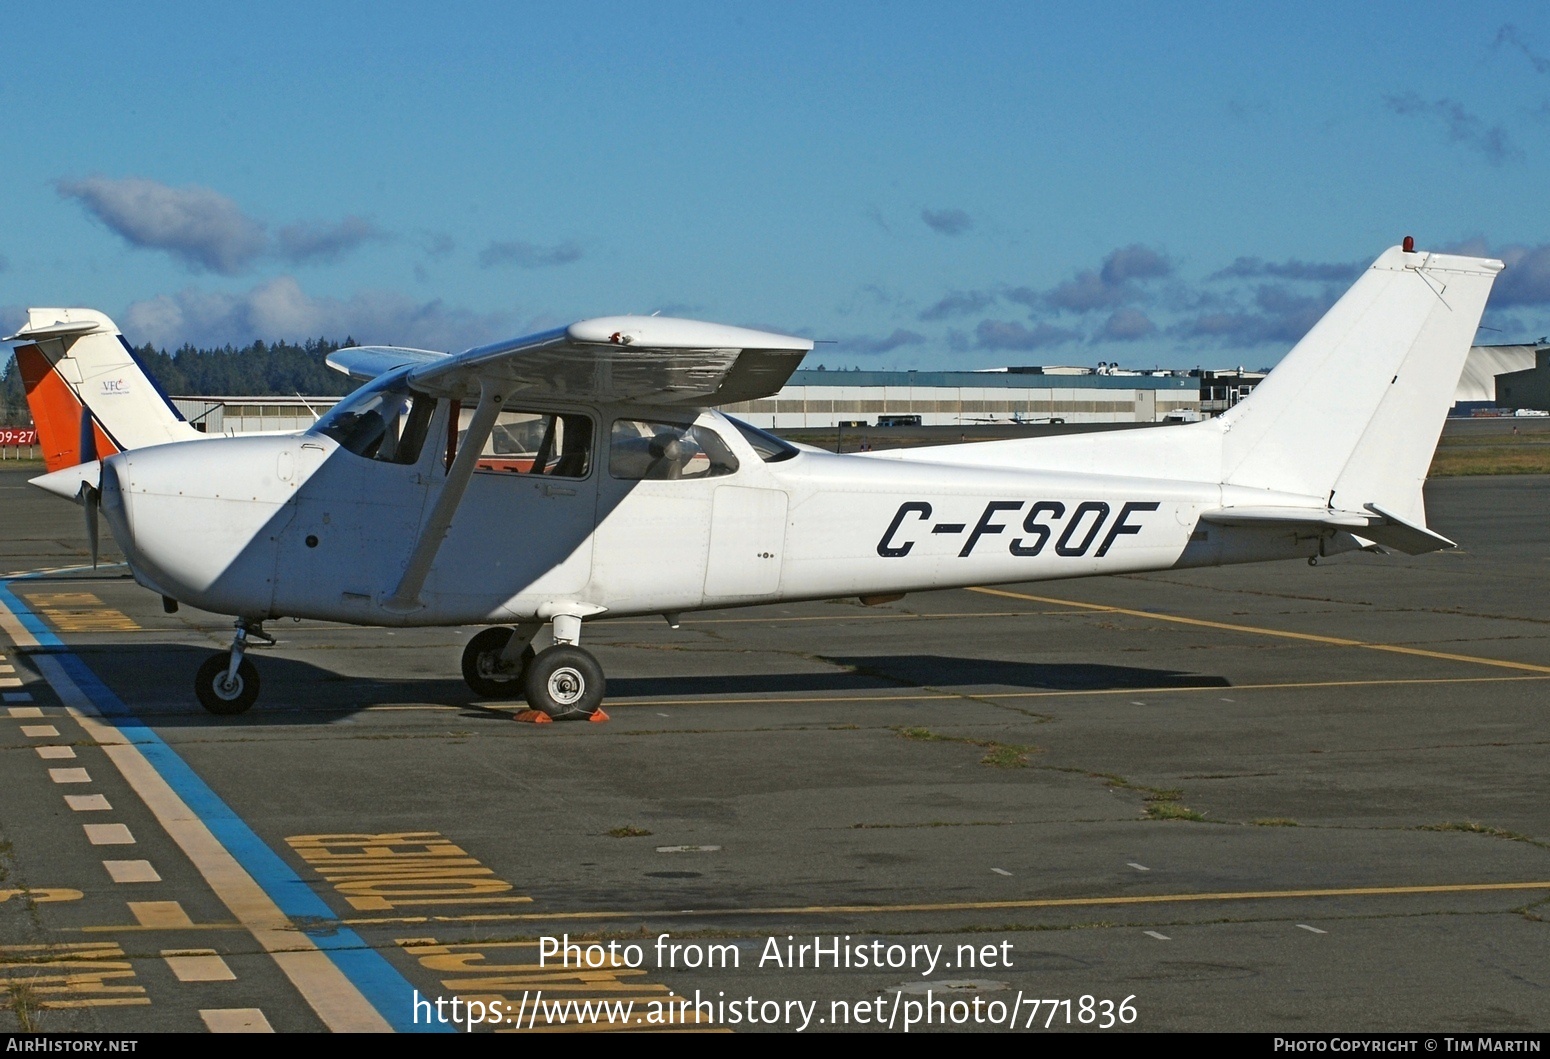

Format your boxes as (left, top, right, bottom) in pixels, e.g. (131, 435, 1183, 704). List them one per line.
(6, 309, 202, 472)
(1218, 244, 1502, 528)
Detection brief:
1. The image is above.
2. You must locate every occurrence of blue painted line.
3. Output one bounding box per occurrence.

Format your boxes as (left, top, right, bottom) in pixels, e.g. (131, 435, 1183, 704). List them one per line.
(0, 577, 449, 1033)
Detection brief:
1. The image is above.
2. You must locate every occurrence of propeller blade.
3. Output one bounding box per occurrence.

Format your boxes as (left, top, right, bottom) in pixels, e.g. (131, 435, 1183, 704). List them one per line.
(76, 482, 101, 568)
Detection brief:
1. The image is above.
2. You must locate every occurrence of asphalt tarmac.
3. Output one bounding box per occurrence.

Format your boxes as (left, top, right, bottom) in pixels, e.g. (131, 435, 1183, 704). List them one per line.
(0, 463, 1545, 1034)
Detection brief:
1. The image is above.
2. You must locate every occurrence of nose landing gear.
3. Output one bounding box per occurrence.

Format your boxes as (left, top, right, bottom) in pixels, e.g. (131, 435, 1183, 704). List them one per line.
(523, 643, 606, 720)
(522, 612, 606, 720)
(195, 618, 271, 715)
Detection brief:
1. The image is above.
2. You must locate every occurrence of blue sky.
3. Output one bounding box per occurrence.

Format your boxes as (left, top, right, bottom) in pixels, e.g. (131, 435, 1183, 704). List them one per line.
(3, 2, 1547, 370)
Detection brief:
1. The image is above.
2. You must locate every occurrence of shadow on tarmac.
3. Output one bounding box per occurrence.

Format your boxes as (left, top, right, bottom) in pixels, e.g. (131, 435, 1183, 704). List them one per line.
(56, 643, 1231, 726)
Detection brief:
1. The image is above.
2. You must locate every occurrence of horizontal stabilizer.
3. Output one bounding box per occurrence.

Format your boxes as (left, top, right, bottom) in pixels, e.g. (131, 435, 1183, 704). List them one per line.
(1362, 504, 1456, 554)
(1200, 506, 1375, 530)
(3, 318, 104, 341)
(1200, 504, 1455, 555)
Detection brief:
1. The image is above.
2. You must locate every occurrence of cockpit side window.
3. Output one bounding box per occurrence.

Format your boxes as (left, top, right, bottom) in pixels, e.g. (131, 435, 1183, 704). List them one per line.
(460, 409, 593, 478)
(610, 419, 740, 480)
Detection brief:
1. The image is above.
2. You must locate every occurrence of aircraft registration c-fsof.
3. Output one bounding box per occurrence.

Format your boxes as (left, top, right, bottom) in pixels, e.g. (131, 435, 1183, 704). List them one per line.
(4, 240, 1504, 722)
(876, 499, 1160, 559)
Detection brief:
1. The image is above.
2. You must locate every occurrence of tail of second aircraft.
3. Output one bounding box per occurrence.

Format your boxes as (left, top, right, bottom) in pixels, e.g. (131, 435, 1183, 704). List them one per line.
(6, 308, 202, 472)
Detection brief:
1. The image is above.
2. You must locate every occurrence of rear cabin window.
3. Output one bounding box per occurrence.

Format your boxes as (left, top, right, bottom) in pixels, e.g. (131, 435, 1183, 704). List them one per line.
(725, 415, 799, 462)
(610, 419, 740, 480)
(460, 410, 593, 478)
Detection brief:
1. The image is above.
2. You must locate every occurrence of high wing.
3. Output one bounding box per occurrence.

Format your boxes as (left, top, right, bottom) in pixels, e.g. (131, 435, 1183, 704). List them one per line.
(327, 316, 813, 406)
(325, 345, 448, 381)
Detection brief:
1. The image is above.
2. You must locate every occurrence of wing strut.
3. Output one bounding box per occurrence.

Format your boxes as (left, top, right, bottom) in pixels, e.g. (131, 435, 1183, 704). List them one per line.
(382, 379, 505, 613)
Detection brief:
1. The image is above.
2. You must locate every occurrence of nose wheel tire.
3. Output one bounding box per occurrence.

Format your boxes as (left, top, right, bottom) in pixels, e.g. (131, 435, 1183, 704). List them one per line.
(462, 627, 536, 698)
(195, 654, 260, 716)
(523, 644, 605, 719)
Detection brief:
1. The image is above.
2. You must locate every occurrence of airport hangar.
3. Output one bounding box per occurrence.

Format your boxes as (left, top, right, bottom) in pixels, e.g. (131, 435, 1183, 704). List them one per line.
(166, 342, 1547, 434)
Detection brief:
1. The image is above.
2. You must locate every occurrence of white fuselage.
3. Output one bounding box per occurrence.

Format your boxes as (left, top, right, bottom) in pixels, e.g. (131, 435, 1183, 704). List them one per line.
(97, 401, 1339, 628)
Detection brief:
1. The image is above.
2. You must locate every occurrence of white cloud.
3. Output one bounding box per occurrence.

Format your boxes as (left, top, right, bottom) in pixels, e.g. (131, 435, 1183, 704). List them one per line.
(124, 277, 521, 351)
(1096, 308, 1157, 342)
(842, 329, 925, 355)
(276, 217, 388, 264)
(920, 208, 973, 236)
(57, 176, 268, 275)
(919, 290, 995, 321)
(478, 240, 583, 268)
(975, 319, 1079, 351)
(57, 175, 389, 273)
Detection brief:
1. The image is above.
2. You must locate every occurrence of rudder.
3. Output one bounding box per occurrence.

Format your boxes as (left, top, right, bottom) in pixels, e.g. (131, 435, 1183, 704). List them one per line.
(1219, 245, 1502, 528)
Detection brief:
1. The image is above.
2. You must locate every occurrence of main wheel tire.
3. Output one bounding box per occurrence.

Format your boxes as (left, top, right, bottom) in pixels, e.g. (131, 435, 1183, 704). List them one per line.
(522, 644, 605, 719)
(461, 627, 535, 698)
(195, 654, 260, 716)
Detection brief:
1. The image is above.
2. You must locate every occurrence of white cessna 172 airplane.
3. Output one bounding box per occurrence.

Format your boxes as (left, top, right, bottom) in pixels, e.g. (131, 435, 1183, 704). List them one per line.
(8, 241, 1502, 720)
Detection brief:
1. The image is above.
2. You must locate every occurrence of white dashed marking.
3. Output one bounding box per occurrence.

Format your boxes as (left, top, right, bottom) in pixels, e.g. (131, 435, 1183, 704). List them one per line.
(84, 824, 135, 846)
(8, 705, 42, 716)
(1297, 924, 1328, 934)
(66, 795, 112, 811)
(130, 901, 193, 928)
(36, 745, 76, 760)
(48, 767, 90, 784)
(104, 860, 161, 883)
(200, 1008, 273, 1033)
(1144, 931, 1170, 941)
(20, 725, 58, 737)
(165, 950, 237, 982)
(1128, 862, 1150, 871)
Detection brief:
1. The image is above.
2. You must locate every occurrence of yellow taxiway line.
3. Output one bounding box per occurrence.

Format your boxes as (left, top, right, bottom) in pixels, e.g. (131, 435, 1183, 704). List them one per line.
(335, 879, 1550, 927)
(968, 586, 1550, 675)
(602, 673, 1549, 709)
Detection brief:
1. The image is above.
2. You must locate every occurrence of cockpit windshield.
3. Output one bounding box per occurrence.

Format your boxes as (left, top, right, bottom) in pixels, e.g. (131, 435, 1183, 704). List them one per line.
(310, 375, 435, 465)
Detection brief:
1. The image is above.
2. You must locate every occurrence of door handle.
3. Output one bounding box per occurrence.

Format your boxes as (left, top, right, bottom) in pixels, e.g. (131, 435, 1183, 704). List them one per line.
(543, 484, 577, 497)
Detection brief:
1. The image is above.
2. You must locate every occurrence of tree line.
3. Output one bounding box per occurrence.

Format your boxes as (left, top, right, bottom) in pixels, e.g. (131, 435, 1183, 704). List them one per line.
(1, 338, 362, 425)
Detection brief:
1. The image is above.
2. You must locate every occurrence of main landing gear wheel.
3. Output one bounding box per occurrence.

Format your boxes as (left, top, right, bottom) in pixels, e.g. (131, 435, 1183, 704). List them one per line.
(462, 627, 535, 698)
(195, 654, 260, 716)
(523, 644, 605, 719)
